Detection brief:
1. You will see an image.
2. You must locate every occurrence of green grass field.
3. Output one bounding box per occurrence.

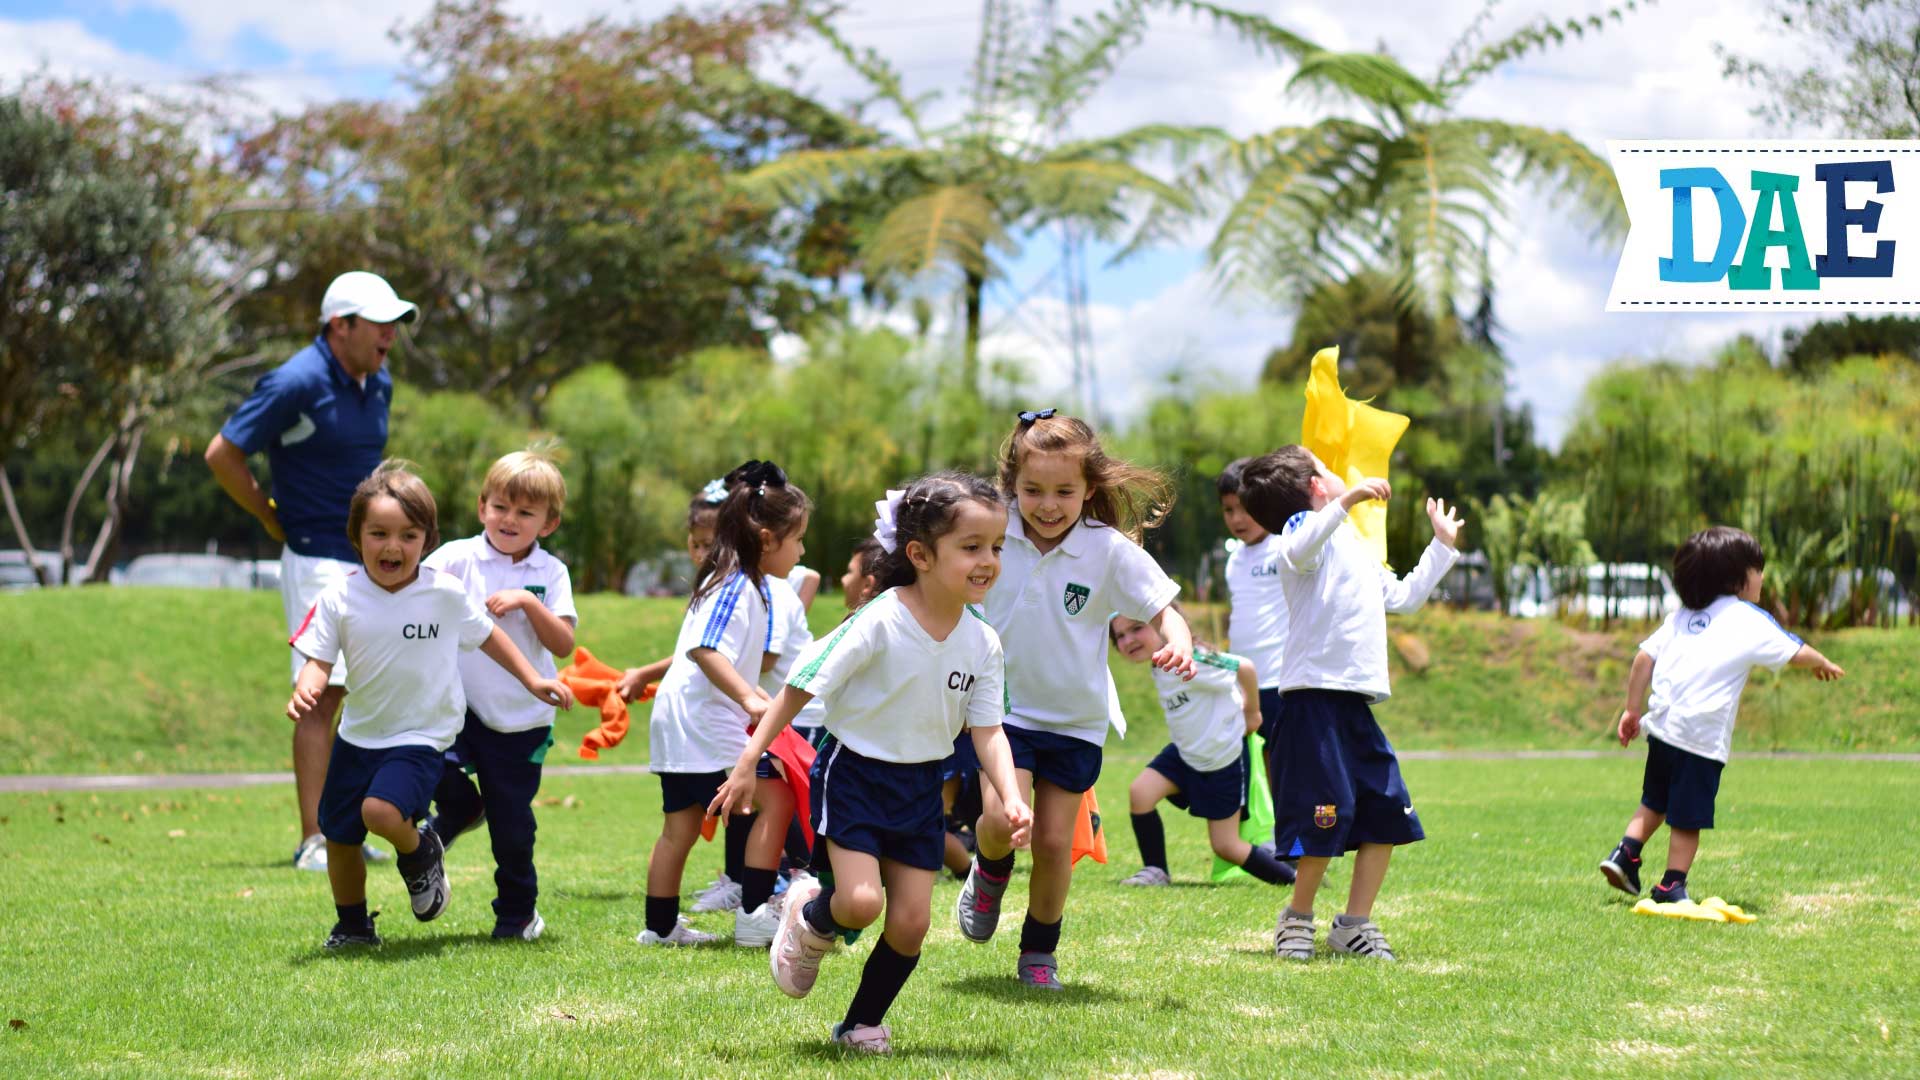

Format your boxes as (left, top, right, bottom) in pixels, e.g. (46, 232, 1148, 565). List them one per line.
(4, 589, 1917, 776)
(2, 754, 1916, 1078)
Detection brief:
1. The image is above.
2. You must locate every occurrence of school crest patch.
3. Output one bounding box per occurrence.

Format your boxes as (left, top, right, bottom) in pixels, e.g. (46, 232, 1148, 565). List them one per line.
(1313, 804, 1338, 829)
(527, 585, 547, 599)
(1063, 583, 1090, 616)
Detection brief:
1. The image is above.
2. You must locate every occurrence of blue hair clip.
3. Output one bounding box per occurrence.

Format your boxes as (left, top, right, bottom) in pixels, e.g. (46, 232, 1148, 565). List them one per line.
(1017, 408, 1057, 424)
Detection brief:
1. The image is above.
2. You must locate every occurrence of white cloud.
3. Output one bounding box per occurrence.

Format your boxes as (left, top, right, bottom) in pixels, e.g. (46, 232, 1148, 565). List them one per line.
(0, 18, 179, 85)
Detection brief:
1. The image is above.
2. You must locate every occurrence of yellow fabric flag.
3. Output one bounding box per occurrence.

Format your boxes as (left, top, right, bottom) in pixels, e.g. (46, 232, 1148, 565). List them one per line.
(1301, 345, 1409, 568)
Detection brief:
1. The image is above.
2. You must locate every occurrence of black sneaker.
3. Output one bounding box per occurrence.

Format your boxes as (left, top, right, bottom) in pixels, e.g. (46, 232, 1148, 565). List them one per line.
(1599, 845, 1642, 896)
(323, 912, 382, 950)
(398, 825, 450, 922)
(1650, 880, 1690, 905)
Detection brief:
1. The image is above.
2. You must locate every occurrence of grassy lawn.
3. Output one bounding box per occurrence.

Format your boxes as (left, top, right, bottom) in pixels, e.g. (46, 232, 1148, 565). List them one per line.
(3, 589, 1917, 776)
(1, 754, 1915, 1078)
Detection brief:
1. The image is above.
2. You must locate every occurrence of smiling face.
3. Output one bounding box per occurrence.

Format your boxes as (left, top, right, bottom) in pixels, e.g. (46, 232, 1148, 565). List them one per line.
(478, 491, 556, 561)
(758, 512, 809, 580)
(1220, 492, 1267, 544)
(326, 316, 399, 380)
(1014, 450, 1089, 551)
(357, 494, 428, 591)
(912, 498, 1004, 606)
(1108, 614, 1164, 664)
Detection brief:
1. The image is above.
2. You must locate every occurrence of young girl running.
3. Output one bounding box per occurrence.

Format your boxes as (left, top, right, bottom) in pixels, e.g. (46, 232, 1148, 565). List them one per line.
(711, 472, 1032, 1054)
(1109, 613, 1295, 888)
(637, 460, 810, 948)
(960, 410, 1196, 989)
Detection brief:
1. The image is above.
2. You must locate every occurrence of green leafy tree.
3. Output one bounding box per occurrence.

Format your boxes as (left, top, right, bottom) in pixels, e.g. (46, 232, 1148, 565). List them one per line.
(1720, 0, 1920, 138)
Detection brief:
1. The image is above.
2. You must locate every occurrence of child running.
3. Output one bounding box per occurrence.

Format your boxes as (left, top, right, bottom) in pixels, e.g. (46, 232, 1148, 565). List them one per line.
(711, 472, 1032, 1054)
(1219, 457, 1301, 860)
(287, 461, 573, 949)
(421, 449, 576, 941)
(1110, 613, 1295, 888)
(1598, 526, 1844, 903)
(960, 409, 1196, 990)
(637, 460, 809, 948)
(1236, 448, 1459, 961)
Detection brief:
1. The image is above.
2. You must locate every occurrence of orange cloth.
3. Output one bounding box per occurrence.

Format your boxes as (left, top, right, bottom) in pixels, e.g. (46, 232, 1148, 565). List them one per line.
(558, 647, 653, 761)
(1071, 788, 1108, 865)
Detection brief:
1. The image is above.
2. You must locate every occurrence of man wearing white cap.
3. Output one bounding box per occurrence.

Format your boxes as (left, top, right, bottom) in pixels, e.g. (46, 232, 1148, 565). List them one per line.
(204, 271, 419, 871)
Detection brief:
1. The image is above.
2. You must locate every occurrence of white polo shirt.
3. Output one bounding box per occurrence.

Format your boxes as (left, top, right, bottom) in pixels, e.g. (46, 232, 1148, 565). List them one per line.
(422, 535, 577, 733)
(1154, 649, 1247, 772)
(649, 570, 771, 773)
(986, 512, 1180, 745)
(787, 588, 1004, 764)
(290, 565, 494, 751)
(1637, 595, 1803, 763)
(764, 576, 827, 731)
(1275, 503, 1457, 702)
(1224, 534, 1287, 690)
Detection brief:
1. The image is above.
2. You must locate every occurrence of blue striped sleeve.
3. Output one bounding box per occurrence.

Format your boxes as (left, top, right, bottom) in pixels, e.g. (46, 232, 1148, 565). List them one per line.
(699, 573, 747, 651)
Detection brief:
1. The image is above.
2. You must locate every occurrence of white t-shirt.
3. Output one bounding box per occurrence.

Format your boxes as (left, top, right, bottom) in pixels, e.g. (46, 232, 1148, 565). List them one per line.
(764, 576, 827, 731)
(1636, 595, 1803, 763)
(290, 566, 494, 751)
(986, 512, 1180, 745)
(786, 565, 817, 600)
(786, 588, 1004, 764)
(649, 571, 772, 773)
(1275, 503, 1457, 702)
(1224, 534, 1287, 689)
(1154, 649, 1247, 772)
(422, 535, 577, 733)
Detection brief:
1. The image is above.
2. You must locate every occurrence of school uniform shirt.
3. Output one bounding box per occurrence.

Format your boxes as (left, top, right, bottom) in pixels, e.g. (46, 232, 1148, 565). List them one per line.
(764, 576, 828, 731)
(422, 535, 577, 733)
(290, 565, 494, 751)
(1154, 649, 1248, 772)
(1224, 534, 1287, 689)
(1275, 503, 1457, 702)
(786, 588, 1004, 764)
(1636, 595, 1804, 763)
(649, 571, 772, 773)
(986, 512, 1181, 745)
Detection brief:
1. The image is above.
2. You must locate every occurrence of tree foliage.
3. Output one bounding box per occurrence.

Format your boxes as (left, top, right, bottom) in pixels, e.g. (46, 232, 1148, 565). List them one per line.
(1720, 0, 1920, 138)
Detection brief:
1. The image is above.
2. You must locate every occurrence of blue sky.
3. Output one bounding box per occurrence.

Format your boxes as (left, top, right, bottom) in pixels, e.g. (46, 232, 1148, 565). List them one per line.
(1, 0, 1821, 444)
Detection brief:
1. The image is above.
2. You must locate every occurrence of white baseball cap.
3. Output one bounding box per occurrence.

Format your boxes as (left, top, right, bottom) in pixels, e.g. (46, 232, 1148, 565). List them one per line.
(318, 271, 419, 325)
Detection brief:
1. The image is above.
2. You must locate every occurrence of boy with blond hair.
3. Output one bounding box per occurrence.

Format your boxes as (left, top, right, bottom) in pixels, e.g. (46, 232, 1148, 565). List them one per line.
(423, 449, 578, 940)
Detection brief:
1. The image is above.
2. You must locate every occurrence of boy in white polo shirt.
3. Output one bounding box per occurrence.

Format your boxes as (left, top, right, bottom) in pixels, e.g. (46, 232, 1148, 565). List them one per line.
(1218, 457, 1300, 859)
(1599, 526, 1844, 904)
(289, 462, 572, 950)
(1237, 446, 1461, 962)
(422, 450, 578, 940)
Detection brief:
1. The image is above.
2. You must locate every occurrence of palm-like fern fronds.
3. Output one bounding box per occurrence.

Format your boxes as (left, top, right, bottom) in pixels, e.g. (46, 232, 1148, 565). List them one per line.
(860, 185, 1008, 286)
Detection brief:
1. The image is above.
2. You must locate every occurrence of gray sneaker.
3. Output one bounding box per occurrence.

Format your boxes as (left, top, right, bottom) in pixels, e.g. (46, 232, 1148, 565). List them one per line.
(1120, 866, 1171, 887)
(1274, 911, 1315, 961)
(1327, 917, 1395, 960)
(1017, 951, 1064, 991)
(955, 859, 1008, 943)
(398, 826, 449, 922)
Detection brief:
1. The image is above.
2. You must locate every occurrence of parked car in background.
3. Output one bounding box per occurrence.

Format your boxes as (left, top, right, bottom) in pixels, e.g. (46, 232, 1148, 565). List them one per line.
(1436, 552, 1499, 611)
(224, 559, 282, 591)
(122, 553, 243, 589)
(0, 550, 69, 590)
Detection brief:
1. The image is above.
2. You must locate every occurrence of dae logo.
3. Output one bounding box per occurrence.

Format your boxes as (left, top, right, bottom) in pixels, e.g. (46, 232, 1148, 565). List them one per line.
(1606, 140, 1920, 310)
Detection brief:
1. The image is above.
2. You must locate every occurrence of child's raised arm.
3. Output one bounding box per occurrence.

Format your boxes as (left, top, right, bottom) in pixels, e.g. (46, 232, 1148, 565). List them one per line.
(1381, 499, 1464, 614)
(1148, 604, 1197, 681)
(1617, 649, 1656, 747)
(480, 627, 575, 710)
(1789, 643, 1846, 681)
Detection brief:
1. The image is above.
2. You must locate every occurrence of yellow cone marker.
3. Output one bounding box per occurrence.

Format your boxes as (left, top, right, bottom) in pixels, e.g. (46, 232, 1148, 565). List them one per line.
(1631, 896, 1755, 923)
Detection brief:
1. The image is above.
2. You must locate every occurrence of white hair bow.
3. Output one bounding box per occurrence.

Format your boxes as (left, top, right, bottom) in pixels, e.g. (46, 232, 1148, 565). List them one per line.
(700, 478, 728, 504)
(872, 488, 908, 554)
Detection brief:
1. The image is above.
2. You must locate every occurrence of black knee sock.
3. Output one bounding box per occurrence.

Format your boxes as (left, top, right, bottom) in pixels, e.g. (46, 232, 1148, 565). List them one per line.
(741, 867, 777, 912)
(1620, 835, 1645, 859)
(645, 895, 679, 938)
(843, 937, 921, 1028)
(1018, 914, 1061, 955)
(978, 850, 1015, 879)
(1239, 843, 1295, 885)
(1131, 810, 1167, 871)
(335, 901, 371, 929)
(804, 888, 847, 938)
(1659, 868, 1687, 888)
(724, 814, 752, 880)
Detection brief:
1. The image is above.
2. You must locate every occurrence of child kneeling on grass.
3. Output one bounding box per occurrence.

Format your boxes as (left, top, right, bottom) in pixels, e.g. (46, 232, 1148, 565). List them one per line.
(1599, 526, 1844, 904)
(1237, 447, 1461, 962)
(712, 472, 1032, 1055)
(287, 461, 574, 950)
(1110, 614, 1295, 888)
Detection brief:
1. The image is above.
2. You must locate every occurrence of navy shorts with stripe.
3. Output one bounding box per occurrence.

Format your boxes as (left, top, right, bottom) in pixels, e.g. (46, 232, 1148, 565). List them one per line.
(658, 756, 779, 815)
(318, 736, 443, 845)
(1272, 689, 1424, 857)
(1639, 736, 1724, 830)
(1003, 723, 1102, 794)
(810, 736, 945, 871)
(1147, 743, 1245, 820)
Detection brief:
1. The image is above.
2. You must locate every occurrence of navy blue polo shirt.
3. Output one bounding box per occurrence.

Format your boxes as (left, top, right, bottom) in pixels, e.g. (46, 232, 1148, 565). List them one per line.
(221, 335, 391, 561)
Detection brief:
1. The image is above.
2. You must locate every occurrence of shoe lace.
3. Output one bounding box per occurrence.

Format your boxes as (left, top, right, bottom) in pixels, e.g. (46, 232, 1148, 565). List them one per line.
(1023, 963, 1054, 985)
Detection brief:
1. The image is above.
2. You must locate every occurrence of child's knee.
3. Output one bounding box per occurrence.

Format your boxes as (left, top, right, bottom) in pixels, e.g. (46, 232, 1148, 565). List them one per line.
(360, 797, 402, 829)
(1031, 817, 1074, 859)
(837, 881, 886, 928)
(886, 906, 931, 948)
(1127, 775, 1159, 813)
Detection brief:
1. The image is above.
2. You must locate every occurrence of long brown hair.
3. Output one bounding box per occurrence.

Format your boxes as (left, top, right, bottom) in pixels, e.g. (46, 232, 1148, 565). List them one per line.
(997, 413, 1173, 542)
(689, 460, 811, 608)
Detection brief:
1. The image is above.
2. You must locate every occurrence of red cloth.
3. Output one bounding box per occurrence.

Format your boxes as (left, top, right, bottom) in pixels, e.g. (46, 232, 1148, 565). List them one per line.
(766, 725, 817, 850)
(558, 647, 652, 761)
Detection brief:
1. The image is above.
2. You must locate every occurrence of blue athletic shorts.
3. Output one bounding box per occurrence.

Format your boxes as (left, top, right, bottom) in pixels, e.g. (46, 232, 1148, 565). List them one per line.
(659, 756, 779, 815)
(1272, 689, 1424, 857)
(940, 730, 980, 782)
(810, 736, 945, 871)
(318, 736, 442, 845)
(1003, 724, 1102, 794)
(1639, 736, 1724, 830)
(1147, 743, 1245, 820)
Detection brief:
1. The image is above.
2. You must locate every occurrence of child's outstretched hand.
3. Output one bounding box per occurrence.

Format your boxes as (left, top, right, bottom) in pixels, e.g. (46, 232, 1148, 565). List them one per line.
(708, 765, 757, 819)
(1340, 477, 1392, 510)
(1152, 640, 1196, 681)
(1003, 795, 1034, 849)
(616, 666, 653, 703)
(286, 685, 322, 722)
(530, 678, 575, 710)
(1427, 497, 1464, 549)
(1617, 709, 1640, 747)
(1810, 657, 1846, 681)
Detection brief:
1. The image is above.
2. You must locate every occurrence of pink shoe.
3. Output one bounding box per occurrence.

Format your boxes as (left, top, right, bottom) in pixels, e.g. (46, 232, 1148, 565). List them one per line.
(832, 1022, 891, 1054)
(770, 874, 834, 998)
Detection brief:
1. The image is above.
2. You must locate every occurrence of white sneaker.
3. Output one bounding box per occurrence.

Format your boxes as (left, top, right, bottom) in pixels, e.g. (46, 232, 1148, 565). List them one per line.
(495, 910, 544, 941)
(361, 842, 391, 863)
(635, 917, 720, 947)
(689, 873, 742, 913)
(831, 1022, 891, 1054)
(1121, 866, 1171, 886)
(770, 875, 835, 998)
(735, 902, 780, 948)
(1274, 911, 1315, 961)
(293, 834, 328, 872)
(1328, 917, 1395, 960)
